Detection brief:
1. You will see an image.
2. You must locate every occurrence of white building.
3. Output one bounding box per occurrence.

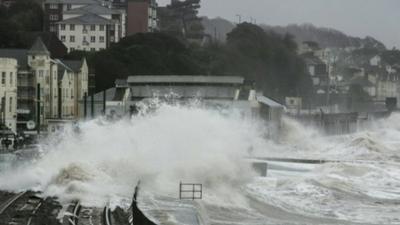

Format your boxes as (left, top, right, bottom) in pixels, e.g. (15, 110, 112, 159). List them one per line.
(62, 4, 126, 42)
(57, 14, 116, 52)
(0, 58, 18, 133)
(0, 38, 89, 134)
(370, 55, 382, 67)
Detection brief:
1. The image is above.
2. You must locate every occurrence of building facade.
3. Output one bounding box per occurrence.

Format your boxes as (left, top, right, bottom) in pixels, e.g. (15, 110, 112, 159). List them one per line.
(0, 58, 18, 133)
(0, 38, 89, 134)
(127, 0, 157, 35)
(57, 14, 116, 52)
(43, 0, 99, 32)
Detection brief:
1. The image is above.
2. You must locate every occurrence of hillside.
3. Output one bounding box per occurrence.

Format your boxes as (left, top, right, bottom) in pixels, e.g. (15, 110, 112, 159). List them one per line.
(201, 17, 235, 42)
(201, 17, 386, 50)
(262, 23, 386, 50)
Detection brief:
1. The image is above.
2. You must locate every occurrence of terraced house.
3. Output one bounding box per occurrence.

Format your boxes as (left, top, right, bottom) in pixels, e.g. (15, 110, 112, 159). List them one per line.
(0, 58, 18, 133)
(0, 38, 89, 135)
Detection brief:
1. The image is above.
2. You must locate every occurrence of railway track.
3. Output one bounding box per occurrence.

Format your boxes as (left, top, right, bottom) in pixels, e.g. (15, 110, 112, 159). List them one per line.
(64, 201, 113, 225)
(0, 191, 44, 225)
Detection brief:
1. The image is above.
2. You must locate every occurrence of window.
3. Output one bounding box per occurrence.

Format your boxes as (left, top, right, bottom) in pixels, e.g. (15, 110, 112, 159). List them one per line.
(39, 70, 44, 78)
(9, 72, 12, 86)
(90, 25, 96, 31)
(60, 35, 66, 42)
(50, 25, 57, 32)
(99, 25, 105, 31)
(49, 3, 58, 9)
(71, 89, 73, 99)
(60, 24, 66, 30)
(99, 36, 105, 43)
(50, 14, 59, 21)
(9, 97, 12, 112)
(70, 35, 75, 42)
(90, 48, 95, 52)
(70, 24, 75, 31)
(1, 72, 5, 85)
(70, 47, 75, 52)
(90, 36, 95, 43)
(67, 4, 71, 10)
(83, 25, 88, 33)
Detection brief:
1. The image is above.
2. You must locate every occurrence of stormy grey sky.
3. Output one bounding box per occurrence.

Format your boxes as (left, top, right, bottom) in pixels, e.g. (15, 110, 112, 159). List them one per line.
(158, 0, 400, 49)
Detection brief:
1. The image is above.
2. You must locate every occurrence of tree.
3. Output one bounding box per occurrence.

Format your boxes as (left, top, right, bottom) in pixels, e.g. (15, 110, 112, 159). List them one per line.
(158, 0, 204, 40)
(0, 0, 43, 48)
(222, 23, 312, 101)
(65, 33, 205, 91)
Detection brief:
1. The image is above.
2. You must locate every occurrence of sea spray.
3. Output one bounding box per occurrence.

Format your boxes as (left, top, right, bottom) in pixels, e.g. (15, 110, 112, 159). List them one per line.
(0, 102, 267, 206)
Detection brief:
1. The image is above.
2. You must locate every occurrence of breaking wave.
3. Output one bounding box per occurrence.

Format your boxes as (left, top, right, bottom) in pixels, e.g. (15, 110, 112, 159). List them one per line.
(1, 103, 400, 224)
(0, 102, 267, 206)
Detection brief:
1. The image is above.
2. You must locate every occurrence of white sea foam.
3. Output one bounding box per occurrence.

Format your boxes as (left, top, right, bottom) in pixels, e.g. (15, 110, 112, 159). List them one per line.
(1, 104, 400, 224)
(0, 102, 265, 207)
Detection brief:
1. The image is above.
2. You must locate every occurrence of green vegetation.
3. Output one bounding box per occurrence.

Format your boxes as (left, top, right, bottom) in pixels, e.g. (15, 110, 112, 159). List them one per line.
(381, 50, 400, 65)
(66, 23, 312, 101)
(0, 0, 43, 48)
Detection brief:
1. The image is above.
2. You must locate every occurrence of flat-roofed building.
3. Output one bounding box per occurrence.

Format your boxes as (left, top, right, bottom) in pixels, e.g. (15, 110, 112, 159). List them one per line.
(127, 75, 244, 101)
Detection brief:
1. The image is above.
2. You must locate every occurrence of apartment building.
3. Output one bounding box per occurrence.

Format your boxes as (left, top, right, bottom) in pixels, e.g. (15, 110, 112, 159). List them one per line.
(57, 14, 116, 52)
(56, 61, 76, 118)
(43, 0, 99, 32)
(61, 59, 89, 117)
(44, 0, 127, 52)
(127, 0, 157, 35)
(0, 58, 18, 133)
(0, 38, 89, 134)
(63, 4, 126, 41)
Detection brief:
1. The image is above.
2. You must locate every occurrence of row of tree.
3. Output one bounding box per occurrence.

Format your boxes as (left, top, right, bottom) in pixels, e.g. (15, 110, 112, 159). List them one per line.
(0, 0, 313, 102)
(0, 0, 43, 48)
(66, 23, 313, 102)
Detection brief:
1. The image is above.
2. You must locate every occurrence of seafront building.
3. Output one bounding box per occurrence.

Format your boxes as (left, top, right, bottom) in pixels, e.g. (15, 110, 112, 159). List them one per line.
(0, 58, 18, 133)
(82, 75, 284, 137)
(0, 38, 89, 135)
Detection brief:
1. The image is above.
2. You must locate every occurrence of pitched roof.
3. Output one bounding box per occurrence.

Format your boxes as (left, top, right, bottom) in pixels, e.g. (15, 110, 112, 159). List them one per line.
(57, 13, 115, 25)
(28, 37, 50, 55)
(25, 32, 67, 58)
(61, 60, 83, 72)
(55, 60, 74, 80)
(127, 75, 244, 85)
(0, 49, 29, 69)
(63, 4, 122, 15)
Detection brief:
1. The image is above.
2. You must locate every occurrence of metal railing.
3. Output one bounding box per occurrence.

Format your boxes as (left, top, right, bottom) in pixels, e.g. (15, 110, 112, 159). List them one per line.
(179, 182, 202, 200)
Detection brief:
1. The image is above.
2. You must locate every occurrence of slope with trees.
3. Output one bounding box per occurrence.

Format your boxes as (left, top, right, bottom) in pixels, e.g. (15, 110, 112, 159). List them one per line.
(65, 23, 313, 103)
